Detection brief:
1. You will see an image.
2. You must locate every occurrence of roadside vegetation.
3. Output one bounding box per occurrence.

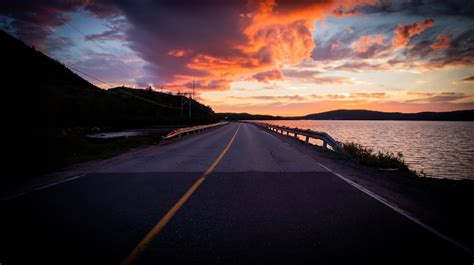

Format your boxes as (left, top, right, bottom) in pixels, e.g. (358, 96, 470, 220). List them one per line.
(338, 142, 422, 178)
(48, 128, 169, 173)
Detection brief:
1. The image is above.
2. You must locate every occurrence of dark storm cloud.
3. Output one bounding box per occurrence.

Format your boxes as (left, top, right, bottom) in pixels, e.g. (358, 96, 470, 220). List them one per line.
(404, 29, 474, 68)
(1, 0, 382, 90)
(429, 29, 474, 68)
(0, 0, 118, 47)
(356, 0, 474, 18)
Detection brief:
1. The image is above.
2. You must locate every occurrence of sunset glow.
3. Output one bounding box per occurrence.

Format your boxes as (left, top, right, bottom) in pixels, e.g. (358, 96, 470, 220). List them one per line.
(1, 0, 473, 115)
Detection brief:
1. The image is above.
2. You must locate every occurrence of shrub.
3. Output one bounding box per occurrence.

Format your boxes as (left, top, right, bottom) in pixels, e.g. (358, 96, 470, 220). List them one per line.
(340, 142, 419, 177)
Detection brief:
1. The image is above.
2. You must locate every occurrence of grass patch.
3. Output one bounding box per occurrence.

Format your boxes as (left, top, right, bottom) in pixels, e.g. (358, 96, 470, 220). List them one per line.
(338, 142, 421, 177)
(3, 128, 170, 187)
(51, 132, 167, 170)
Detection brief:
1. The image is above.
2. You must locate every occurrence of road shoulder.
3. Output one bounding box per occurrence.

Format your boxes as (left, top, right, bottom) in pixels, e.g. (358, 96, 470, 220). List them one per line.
(251, 122, 474, 253)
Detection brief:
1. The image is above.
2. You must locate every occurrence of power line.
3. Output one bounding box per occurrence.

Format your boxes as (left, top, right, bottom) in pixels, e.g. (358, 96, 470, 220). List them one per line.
(56, 15, 138, 82)
(14, 21, 184, 110)
(65, 64, 109, 85)
(64, 62, 183, 109)
(109, 89, 183, 109)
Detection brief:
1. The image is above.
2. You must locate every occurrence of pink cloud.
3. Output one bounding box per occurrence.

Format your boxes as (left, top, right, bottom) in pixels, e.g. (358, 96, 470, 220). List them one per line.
(392, 18, 434, 49)
(352, 35, 384, 53)
(430, 34, 451, 50)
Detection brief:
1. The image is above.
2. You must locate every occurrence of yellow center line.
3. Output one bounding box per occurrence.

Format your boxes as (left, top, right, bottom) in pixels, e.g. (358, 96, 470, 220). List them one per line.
(122, 125, 241, 265)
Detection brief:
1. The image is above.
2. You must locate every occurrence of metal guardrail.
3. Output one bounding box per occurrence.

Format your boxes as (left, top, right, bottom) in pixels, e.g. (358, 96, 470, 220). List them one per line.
(249, 122, 342, 151)
(161, 122, 228, 142)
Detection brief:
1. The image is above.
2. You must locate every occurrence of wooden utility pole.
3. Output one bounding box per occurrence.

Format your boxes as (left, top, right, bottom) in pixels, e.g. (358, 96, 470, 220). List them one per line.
(190, 80, 194, 119)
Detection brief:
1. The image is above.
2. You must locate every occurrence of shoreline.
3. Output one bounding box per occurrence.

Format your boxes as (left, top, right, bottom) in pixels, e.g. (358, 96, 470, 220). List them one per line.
(252, 119, 473, 181)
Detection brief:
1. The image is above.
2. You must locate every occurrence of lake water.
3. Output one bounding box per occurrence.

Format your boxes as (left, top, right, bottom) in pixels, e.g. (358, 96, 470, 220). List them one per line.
(260, 120, 474, 180)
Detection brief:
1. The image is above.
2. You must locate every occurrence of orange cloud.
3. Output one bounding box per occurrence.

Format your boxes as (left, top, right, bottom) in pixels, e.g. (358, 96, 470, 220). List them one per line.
(168, 49, 189, 57)
(162, 0, 377, 92)
(352, 35, 384, 53)
(392, 18, 434, 49)
(430, 34, 450, 50)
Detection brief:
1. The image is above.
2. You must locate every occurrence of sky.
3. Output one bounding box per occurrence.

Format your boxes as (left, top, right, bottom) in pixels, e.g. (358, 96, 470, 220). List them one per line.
(1, 0, 473, 116)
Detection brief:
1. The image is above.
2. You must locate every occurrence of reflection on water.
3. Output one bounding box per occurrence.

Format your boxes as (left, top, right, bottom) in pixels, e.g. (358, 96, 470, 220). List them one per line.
(261, 120, 474, 180)
(87, 131, 146, 139)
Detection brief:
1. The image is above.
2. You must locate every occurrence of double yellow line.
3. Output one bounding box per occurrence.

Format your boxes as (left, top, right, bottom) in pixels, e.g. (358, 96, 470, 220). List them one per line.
(122, 125, 240, 265)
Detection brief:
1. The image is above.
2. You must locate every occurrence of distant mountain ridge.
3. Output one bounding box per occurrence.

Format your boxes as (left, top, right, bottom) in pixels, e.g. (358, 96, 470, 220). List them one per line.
(302, 109, 474, 121)
(219, 109, 474, 121)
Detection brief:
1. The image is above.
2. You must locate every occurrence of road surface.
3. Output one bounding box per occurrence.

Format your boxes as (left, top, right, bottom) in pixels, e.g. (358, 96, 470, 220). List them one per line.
(0, 122, 472, 264)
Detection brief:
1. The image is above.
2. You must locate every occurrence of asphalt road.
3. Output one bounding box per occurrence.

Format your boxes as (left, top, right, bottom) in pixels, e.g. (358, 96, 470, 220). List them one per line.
(0, 122, 472, 264)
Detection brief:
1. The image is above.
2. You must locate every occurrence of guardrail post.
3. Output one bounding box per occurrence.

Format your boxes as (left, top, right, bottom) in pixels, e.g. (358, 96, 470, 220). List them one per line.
(294, 133, 298, 139)
(323, 141, 327, 149)
(305, 136, 309, 144)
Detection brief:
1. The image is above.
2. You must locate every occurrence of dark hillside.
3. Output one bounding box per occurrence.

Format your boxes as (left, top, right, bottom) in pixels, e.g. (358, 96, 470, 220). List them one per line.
(1, 29, 217, 179)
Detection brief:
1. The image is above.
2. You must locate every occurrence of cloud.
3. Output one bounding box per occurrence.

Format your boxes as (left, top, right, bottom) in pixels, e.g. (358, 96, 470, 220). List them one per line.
(283, 69, 321, 79)
(167, 79, 232, 92)
(355, 0, 474, 19)
(121, 0, 344, 90)
(326, 94, 347, 99)
(251, 69, 284, 83)
(211, 95, 474, 116)
(44, 35, 74, 51)
(1, 0, 378, 91)
(430, 34, 450, 50)
(407, 92, 435, 97)
(318, 92, 386, 100)
(310, 15, 456, 71)
(283, 68, 354, 84)
(85, 17, 128, 42)
(455, 76, 474, 84)
(0, 0, 118, 48)
(312, 76, 354, 85)
(227, 92, 387, 104)
(85, 28, 124, 42)
(351, 35, 384, 53)
(392, 18, 434, 49)
(332, 61, 389, 72)
(426, 29, 474, 68)
(349, 92, 386, 98)
(229, 95, 306, 102)
(69, 52, 145, 87)
(323, 23, 473, 73)
(406, 92, 468, 103)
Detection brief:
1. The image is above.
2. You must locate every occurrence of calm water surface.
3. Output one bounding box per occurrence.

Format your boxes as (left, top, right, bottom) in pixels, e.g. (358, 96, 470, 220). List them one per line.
(261, 120, 474, 180)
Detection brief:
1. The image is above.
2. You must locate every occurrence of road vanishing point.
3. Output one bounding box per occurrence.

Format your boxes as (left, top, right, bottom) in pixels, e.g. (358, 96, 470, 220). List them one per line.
(1, 122, 472, 264)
